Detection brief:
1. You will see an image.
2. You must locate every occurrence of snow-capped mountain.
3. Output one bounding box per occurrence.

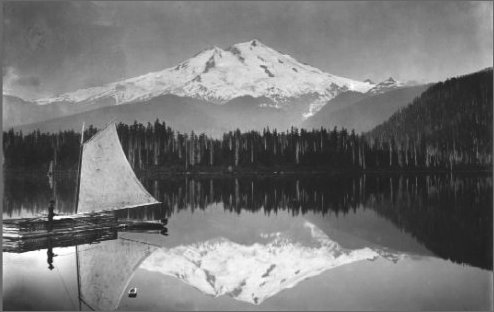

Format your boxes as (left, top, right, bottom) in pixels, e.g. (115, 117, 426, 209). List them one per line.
(34, 40, 375, 118)
(140, 221, 401, 305)
(364, 78, 375, 84)
(366, 77, 404, 94)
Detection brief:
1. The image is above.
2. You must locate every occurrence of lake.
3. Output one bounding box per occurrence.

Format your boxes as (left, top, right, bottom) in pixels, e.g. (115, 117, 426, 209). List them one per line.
(3, 172, 493, 310)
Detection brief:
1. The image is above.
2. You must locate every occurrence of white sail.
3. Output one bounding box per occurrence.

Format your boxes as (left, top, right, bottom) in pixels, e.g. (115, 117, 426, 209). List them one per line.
(77, 123, 159, 213)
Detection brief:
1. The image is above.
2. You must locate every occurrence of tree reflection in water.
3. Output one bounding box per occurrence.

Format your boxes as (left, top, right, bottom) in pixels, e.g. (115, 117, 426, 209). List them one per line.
(3, 172, 492, 270)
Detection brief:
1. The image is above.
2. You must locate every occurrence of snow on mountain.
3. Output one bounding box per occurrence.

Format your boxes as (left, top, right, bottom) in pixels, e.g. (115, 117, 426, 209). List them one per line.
(364, 78, 375, 84)
(366, 77, 404, 94)
(34, 40, 375, 118)
(140, 221, 398, 305)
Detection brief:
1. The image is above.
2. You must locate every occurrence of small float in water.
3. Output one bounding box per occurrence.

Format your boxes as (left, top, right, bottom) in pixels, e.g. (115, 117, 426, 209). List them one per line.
(128, 288, 138, 298)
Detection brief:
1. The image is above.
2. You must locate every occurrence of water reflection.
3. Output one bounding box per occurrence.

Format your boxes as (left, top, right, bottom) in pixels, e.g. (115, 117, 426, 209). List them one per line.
(4, 172, 78, 218)
(3, 173, 492, 271)
(139, 220, 400, 305)
(3, 172, 493, 311)
(77, 236, 157, 310)
(46, 242, 56, 270)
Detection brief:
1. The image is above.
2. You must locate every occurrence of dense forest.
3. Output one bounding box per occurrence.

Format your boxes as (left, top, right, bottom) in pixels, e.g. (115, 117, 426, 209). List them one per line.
(2, 119, 490, 172)
(367, 68, 493, 169)
(2, 122, 376, 171)
(3, 69, 492, 172)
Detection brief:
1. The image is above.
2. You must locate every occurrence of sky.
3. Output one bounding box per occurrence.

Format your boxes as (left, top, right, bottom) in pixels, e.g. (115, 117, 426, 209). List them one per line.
(2, 1, 493, 100)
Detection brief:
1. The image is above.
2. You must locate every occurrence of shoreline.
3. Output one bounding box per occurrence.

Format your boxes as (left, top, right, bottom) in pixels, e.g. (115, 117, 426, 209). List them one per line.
(4, 167, 492, 178)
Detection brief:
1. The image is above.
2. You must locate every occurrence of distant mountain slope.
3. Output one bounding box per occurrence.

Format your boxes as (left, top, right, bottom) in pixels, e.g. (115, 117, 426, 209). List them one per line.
(3, 94, 118, 130)
(303, 85, 429, 133)
(367, 68, 493, 164)
(5, 40, 377, 129)
(13, 94, 292, 136)
(309, 91, 368, 116)
(3, 95, 43, 129)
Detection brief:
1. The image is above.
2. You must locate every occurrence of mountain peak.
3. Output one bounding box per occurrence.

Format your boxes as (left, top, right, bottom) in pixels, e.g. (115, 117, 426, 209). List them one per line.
(366, 77, 403, 94)
(34, 40, 375, 118)
(201, 46, 225, 56)
(230, 39, 270, 51)
(250, 38, 260, 46)
(239, 39, 264, 47)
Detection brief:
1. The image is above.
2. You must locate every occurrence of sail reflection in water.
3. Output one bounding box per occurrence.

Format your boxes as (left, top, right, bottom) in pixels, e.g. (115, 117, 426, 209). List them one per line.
(78, 239, 157, 311)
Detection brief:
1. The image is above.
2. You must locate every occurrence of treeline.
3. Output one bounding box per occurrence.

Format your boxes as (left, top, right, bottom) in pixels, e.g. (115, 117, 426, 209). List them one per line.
(3, 122, 367, 170)
(116, 121, 370, 170)
(367, 68, 493, 169)
(3, 118, 491, 171)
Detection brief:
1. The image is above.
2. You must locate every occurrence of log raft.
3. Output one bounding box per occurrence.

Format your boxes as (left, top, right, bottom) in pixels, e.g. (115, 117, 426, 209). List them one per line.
(3, 212, 166, 240)
(3, 227, 119, 253)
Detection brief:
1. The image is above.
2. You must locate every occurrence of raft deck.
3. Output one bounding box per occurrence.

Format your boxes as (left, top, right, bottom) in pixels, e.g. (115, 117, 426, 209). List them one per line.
(3, 212, 166, 240)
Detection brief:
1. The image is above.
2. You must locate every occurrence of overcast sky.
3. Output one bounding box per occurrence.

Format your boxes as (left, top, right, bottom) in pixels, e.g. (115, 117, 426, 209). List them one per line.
(3, 1, 493, 100)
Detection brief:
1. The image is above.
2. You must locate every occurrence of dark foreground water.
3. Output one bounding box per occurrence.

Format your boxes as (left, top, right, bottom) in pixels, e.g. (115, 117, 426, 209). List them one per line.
(3, 172, 493, 310)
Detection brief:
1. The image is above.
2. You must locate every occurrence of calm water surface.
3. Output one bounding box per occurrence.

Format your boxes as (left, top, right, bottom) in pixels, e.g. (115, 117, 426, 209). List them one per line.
(3, 172, 493, 310)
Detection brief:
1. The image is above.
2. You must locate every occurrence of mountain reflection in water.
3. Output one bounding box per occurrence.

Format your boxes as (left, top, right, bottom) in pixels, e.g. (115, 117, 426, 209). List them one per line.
(3, 172, 492, 272)
(2, 172, 493, 311)
(139, 220, 405, 305)
(72, 218, 387, 310)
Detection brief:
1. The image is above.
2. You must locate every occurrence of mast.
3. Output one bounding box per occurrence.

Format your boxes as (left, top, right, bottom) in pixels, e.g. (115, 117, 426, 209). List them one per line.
(76, 245, 96, 311)
(75, 123, 84, 310)
(76, 245, 82, 311)
(74, 122, 85, 213)
(52, 145, 57, 210)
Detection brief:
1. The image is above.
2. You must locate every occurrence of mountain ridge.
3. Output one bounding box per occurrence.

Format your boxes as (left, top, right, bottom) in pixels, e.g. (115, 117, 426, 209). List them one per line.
(303, 84, 430, 133)
(27, 40, 374, 117)
(11, 94, 294, 136)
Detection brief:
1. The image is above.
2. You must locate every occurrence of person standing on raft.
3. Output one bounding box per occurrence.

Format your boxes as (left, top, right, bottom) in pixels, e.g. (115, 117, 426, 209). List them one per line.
(48, 200, 56, 222)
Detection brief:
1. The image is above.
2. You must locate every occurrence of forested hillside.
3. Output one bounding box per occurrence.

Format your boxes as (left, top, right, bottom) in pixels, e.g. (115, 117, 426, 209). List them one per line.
(367, 68, 493, 169)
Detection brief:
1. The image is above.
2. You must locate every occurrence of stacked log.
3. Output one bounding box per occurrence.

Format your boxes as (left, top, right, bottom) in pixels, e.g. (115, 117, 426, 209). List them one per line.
(3, 212, 118, 239)
(3, 228, 118, 253)
(2, 212, 168, 253)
